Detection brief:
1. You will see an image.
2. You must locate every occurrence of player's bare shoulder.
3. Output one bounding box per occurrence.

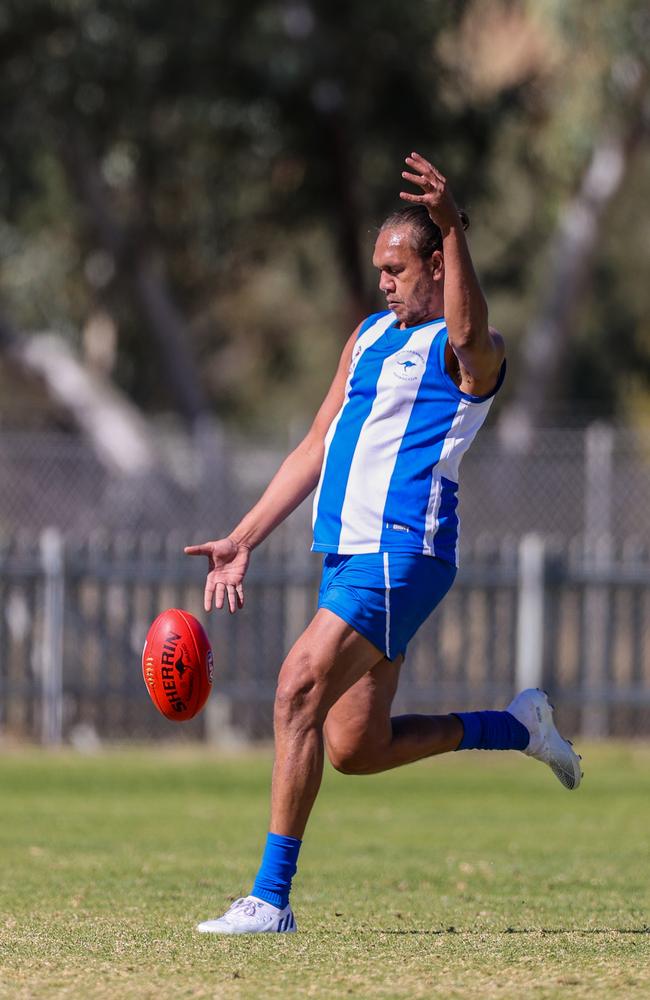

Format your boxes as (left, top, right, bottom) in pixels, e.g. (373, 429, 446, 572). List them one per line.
(450, 325, 505, 398)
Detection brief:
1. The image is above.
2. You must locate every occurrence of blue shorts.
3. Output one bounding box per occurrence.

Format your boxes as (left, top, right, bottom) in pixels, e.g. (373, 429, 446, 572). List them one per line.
(317, 552, 457, 660)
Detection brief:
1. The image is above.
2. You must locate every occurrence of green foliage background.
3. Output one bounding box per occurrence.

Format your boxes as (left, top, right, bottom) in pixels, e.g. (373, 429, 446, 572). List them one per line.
(0, 0, 648, 432)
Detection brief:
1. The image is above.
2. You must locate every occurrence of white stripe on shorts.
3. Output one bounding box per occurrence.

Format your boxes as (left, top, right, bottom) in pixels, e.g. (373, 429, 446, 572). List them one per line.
(383, 551, 391, 659)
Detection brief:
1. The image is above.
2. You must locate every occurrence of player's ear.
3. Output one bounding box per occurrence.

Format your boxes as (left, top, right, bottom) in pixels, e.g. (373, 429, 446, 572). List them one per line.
(431, 250, 444, 281)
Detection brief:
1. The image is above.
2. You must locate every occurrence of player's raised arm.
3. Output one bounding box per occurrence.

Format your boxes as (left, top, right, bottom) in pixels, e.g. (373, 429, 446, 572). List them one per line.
(185, 327, 358, 613)
(400, 152, 504, 394)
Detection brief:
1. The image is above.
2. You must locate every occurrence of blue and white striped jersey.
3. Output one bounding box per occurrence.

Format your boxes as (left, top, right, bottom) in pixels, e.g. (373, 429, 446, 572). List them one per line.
(312, 311, 505, 566)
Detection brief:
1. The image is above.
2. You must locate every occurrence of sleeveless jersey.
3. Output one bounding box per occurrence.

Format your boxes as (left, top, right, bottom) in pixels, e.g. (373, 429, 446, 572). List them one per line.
(311, 311, 505, 566)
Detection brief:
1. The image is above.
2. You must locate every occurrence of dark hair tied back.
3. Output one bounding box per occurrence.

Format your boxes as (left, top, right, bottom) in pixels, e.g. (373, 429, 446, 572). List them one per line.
(379, 205, 469, 259)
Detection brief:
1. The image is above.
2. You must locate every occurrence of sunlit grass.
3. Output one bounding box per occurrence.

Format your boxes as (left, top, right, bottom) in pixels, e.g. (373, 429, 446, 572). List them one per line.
(0, 744, 649, 999)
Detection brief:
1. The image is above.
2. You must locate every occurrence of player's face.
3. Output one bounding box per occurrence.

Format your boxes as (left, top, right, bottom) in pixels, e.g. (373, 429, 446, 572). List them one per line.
(372, 227, 443, 328)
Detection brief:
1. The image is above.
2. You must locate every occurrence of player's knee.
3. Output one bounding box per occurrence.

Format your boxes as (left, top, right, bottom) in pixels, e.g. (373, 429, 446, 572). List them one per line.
(274, 651, 328, 733)
(325, 735, 375, 775)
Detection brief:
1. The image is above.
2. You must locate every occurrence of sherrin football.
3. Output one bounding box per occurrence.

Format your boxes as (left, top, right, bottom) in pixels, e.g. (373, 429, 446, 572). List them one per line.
(142, 608, 213, 721)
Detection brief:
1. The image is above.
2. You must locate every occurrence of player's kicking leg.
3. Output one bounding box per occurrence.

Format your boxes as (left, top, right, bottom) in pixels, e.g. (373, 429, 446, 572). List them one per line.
(325, 662, 582, 789)
(506, 688, 582, 790)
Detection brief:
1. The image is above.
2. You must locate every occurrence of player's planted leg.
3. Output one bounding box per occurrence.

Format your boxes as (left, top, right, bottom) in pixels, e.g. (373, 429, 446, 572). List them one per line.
(197, 896, 297, 934)
(196, 611, 386, 934)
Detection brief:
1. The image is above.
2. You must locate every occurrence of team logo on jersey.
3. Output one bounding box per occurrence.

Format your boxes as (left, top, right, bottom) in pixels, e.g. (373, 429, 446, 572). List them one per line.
(349, 343, 363, 375)
(393, 350, 425, 381)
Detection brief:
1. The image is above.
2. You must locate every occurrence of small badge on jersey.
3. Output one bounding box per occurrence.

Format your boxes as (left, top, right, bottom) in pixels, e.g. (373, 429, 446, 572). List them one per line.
(349, 343, 363, 375)
(384, 522, 410, 533)
(393, 350, 425, 381)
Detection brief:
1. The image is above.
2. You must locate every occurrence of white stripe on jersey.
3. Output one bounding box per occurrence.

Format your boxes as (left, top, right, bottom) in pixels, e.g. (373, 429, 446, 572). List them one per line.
(423, 395, 495, 559)
(311, 312, 395, 528)
(383, 552, 391, 659)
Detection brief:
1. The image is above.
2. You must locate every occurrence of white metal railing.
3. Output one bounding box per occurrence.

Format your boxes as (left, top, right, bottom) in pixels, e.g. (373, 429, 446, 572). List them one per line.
(2, 528, 650, 743)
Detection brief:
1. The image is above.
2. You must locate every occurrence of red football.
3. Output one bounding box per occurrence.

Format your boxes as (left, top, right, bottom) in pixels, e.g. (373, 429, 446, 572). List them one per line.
(142, 608, 214, 721)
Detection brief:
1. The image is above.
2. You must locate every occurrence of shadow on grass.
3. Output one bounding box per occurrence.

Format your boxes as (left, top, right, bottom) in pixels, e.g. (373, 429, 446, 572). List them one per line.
(371, 927, 650, 935)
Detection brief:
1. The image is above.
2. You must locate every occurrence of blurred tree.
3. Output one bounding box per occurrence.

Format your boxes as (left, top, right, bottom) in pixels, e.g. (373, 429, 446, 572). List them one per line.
(0, 0, 531, 432)
(0, 0, 648, 436)
(490, 0, 650, 445)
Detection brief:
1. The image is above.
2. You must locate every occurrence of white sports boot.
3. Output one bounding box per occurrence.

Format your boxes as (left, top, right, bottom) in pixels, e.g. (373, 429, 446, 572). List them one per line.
(197, 895, 297, 934)
(506, 688, 583, 790)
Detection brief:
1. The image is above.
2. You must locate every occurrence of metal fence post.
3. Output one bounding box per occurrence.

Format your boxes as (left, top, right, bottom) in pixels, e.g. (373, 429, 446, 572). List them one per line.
(584, 422, 613, 539)
(516, 534, 545, 692)
(581, 535, 612, 738)
(582, 424, 614, 737)
(40, 527, 65, 746)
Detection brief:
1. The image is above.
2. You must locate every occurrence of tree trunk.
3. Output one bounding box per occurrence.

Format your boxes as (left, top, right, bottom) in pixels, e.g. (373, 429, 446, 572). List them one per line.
(498, 78, 647, 452)
(59, 128, 210, 426)
(0, 315, 158, 477)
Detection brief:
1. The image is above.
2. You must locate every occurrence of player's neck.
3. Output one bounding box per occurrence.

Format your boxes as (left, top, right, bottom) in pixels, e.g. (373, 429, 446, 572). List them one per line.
(397, 308, 444, 330)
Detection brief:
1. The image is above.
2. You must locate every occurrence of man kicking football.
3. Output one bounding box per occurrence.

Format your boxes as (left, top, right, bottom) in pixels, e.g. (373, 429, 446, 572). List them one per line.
(185, 152, 582, 934)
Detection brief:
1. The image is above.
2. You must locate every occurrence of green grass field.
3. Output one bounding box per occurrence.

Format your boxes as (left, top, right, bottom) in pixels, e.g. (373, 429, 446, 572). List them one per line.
(0, 744, 648, 1000)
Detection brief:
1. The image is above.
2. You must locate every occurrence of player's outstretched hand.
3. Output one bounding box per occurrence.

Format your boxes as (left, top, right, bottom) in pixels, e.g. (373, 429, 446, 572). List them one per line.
(184, 537, 251, 614)
(399, 152, 460, 232)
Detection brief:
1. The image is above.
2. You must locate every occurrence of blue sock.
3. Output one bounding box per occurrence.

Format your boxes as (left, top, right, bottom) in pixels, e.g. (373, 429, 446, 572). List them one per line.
(454, 711, 529, 751)
(251, 832, 302, 909)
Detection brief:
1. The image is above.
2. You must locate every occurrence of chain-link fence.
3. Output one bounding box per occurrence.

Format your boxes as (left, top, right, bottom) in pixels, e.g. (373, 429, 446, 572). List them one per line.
(0, 422, 642, 540)
(1, 424, 650, 743)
